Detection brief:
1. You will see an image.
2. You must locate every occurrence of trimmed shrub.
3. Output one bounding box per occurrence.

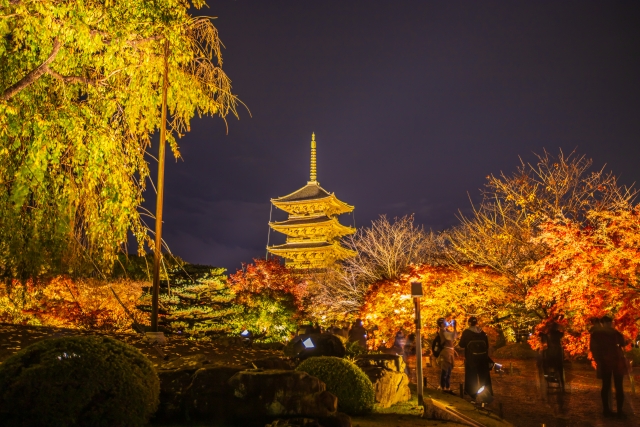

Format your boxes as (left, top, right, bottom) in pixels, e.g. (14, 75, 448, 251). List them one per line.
(296, 356, 375, 415)
(344, 340, 368, 358)
(0, 335, 159, 427)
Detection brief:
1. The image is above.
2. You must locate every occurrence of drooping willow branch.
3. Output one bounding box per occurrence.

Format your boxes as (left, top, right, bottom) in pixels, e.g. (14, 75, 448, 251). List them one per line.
(0, 39, 61, 101)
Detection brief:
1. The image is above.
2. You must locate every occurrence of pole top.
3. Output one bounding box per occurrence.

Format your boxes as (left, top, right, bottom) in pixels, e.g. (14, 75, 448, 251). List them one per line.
(411, 281, 423, 297)
(309, 133, 317, 183)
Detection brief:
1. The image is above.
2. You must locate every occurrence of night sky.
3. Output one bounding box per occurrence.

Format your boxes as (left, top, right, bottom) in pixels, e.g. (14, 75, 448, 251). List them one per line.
(151, 1, 640, 273)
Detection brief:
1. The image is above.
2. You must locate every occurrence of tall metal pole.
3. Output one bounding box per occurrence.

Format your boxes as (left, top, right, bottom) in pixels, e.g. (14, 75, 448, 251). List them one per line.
(414, 296, 424, 406)
(151, 39, 169, 332)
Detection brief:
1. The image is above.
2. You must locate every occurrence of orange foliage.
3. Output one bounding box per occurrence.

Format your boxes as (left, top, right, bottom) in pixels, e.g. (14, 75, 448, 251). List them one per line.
(0, 277, 146, 330)
(228, 258, 307, 311)
(360, 264, 509, 348)
(523, 207, 640, 356)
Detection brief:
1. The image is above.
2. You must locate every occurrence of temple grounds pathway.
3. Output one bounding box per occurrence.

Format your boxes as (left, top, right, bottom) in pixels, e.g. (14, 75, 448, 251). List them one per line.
(1, 324, 639, 427)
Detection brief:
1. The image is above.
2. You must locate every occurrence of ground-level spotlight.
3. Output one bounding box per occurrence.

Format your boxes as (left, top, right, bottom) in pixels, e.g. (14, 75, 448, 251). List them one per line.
(475, 385, 494, 406)
(302, 337, 315, 349)
(240, 329, 253, 347)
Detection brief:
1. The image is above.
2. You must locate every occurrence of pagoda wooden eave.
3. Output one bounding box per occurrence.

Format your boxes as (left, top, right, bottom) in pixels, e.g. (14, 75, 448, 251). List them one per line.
(271, 194, 353, 216)
(267, 241, 357, 259)
(271, 182, 353, 216)
(269, 215, 355, 239)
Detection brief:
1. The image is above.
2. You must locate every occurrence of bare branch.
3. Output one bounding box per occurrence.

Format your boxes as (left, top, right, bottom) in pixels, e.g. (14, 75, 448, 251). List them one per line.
(46, 67, 97, 85)
(0, 39, 61, 101)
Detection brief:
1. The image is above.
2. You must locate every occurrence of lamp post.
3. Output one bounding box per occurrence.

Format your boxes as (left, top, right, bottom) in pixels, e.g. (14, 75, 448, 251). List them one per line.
(411, 281, 424, 407)
(147, 38, 170, 345)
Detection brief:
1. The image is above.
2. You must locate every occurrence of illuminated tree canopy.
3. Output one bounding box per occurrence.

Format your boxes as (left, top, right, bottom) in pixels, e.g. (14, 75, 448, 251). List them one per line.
(0, 0, 238, 282)
(228, 258, 308, 341)
(326, 151, 640, 357)
(523, 207, 640, 355)
(361, 264, 509, 348)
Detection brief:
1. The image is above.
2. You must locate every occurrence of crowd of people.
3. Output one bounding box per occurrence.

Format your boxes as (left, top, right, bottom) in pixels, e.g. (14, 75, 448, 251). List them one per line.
(297, 314, 630, 419)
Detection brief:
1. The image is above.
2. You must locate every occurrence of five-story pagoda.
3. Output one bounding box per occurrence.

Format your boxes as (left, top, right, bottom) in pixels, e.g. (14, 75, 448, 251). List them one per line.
(267, 134, 356, 269)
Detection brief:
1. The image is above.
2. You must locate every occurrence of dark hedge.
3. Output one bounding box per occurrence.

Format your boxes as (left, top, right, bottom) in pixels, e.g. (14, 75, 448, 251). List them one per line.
(0, 335, 159, 427)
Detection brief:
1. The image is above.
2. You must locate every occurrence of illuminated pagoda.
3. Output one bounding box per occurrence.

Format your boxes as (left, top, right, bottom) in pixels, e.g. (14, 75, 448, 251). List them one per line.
(267, 133, 356, 269)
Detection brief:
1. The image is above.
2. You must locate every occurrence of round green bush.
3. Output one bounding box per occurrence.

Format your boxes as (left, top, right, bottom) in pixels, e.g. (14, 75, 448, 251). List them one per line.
(0, 335, 160, 427)
(296, 356, 375, 415)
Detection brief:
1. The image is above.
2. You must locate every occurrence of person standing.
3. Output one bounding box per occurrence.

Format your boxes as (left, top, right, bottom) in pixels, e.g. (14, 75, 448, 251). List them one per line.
(458, 317, 492, 398)
(589, 316, 628, 419)
(436, 318, 458, 393)
(393, 330, 407, 352)
(541, 321, 565, 390)
(348, 318, 368, 349)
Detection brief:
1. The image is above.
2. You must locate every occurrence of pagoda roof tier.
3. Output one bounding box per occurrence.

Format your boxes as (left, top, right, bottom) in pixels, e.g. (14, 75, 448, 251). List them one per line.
(267, 241, 357, 269)
(272, 182, 353, 217)
(273, 182, 331, 202)
(269, 215, 355, 239)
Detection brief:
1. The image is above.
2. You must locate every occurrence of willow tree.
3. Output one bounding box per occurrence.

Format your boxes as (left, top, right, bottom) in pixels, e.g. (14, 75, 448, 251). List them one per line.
(0, 0, 238, 282)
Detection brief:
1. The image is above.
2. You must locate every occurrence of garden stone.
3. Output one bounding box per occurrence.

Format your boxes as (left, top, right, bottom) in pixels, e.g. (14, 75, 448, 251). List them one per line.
(155, 354, 210, 421)
(360, 366, 411, 408)
(185, 365, 244, 422)
(354, 354, 405, 373)
(228, 369, 338, 421)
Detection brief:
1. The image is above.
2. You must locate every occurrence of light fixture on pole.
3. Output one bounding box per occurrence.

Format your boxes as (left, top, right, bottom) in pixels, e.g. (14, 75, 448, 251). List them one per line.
(411, 281, 424, 408)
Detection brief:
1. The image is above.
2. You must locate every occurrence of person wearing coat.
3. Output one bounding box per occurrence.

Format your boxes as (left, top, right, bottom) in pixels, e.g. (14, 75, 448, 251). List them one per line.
(458, 316, 492, 398)
(590, 316, 628, 419)
(436, 318, 458, 393)
(348, 318, 368, 349)
(540, 321, 565, 389)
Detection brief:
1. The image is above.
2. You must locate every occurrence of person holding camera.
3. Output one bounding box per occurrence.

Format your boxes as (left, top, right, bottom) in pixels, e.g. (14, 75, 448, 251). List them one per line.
(458, 316, 493, 398)
(434, 317, 458, 393)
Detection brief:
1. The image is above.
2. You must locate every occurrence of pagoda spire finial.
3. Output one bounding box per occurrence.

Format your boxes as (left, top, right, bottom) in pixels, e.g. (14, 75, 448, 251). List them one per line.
(310, 133, 317, 183)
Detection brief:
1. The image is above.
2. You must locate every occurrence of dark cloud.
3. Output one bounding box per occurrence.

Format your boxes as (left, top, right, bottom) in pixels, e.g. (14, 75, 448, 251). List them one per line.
(147, 1, 640, 271)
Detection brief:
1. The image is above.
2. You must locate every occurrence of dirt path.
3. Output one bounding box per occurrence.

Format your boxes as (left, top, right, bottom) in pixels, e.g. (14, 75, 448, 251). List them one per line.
(423, 357, 640, 427)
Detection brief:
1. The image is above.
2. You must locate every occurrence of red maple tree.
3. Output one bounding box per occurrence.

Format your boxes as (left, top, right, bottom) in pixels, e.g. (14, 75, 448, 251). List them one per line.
(523, 206, 640, 356)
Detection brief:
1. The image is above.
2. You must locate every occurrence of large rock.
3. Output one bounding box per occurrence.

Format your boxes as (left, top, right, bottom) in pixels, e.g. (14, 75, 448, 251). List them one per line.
(354, 355, 410, 408)
(285, 334, 346, 359)
(157, 361, 341, 426)
(229, 369, 338, 421)
(185, 364, 244, 422)
(360, 367, 411, 408)
(155, 354, 211, 421)
(355, 354, 406, 373)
